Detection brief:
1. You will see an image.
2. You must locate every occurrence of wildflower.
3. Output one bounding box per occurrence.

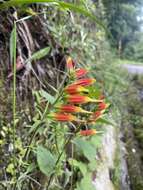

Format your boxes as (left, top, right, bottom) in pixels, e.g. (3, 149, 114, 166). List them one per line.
(88, 111, 102, 122)
(92, 111, 102, 119)
(65, 84, 89, 94)
(57, 104, 92, 114)
(48, 113, 77, 122)
(66, 95, 103, 104)
(74, 78, 96, 86)
(66, 57, 75, 70)
(98, 102, 109, 111)
(99, 95, 105, 100)
(80, 129, 96, 136)
(75, 68, 88, 78)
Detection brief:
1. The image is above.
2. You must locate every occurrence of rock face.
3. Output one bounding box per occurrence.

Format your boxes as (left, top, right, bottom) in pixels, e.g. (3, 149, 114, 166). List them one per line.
(93, 125, 116, 190)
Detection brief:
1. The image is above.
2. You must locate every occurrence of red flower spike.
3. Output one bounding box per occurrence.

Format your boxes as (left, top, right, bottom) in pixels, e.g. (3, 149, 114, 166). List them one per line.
(65, 84, 89, 94)
(66, 95, 102, 104)
(57, 105, 92, 114)
(75, 68, 88, 78)
(48, 113, 77, 122)
(74, 78, 96, 86)
(66, 57, 75, 70)
(80, 129, 96, 136)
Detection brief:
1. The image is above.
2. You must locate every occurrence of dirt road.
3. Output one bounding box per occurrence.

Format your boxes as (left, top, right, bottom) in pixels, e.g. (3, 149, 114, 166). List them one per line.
(123, 64, 143, 74)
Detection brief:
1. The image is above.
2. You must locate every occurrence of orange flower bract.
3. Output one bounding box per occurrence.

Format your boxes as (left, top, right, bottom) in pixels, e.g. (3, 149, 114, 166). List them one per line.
(80, 129, 96, 136)
(57, 104, 92, 114)
(67, 95, 103, 104)
(75, 68, 88, 78)
(74, 78, 96, 86)
(88, 111, 102, 123)
(66, 57, 75, 70)
(49, 113, 77, 122)
(67, 95, 92, 104)
(98, 102, 109, 111)
(65, 84, 88, 94)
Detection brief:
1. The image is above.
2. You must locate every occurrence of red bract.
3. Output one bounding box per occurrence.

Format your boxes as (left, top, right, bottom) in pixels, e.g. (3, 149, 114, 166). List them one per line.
(88, 111, 102, 123)
(57, 104, 92, 114)
(80, 129, 96, 136)
(98, 102, 109, 111)
(66, 57, 75, 70)
(99, 95, 105, 100)
(66, 95, 101, 104)
(74, 78, 96, 86)
(65, 84, 88, 94)
(92, 111, 101, 119)
(75, 68, 88, 78)
(49, 113, 77, 122)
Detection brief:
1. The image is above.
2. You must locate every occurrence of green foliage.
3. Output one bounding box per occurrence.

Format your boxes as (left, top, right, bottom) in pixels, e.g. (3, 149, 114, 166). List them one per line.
(0, 0, 105, 29)
(73, 138, 97, 161)
(39, 89, 55, 104)
(103, 0, 143, 58)
(75, 173, 95, 190)
(37, 145, 56, 176)
(26, 47, 51, 62)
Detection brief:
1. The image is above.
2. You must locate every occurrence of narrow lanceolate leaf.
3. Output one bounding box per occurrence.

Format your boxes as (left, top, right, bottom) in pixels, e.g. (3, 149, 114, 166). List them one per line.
(26, 47, 50, 62)
(39, 89, 55, 104)
(37, 145, 56, 176)
(0, 1, 105, 29)
(96, 117, 116, 126)
(10, 25, 16, 64)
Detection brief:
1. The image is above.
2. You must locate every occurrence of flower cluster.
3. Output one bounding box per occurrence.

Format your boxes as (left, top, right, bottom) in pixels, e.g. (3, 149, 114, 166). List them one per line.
(48, 57, 109, 136)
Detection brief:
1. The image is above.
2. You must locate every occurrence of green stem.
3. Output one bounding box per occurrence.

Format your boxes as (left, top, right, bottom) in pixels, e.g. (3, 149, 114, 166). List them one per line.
(70, 143, 74, 190)
(13, 22, 17, 161)
(12, 21, 17, 188)
(47, 135, 73, 189)
(24, 86, 65, 161)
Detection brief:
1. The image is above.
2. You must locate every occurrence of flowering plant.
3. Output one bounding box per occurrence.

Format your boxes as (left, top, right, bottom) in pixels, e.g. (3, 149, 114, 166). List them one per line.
(24, 56, 110, 189)
(47, 56, 109, 136)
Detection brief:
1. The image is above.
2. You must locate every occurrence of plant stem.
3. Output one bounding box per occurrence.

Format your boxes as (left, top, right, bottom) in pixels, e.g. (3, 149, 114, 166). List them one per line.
(12, 21, 17, 189)
(47, 135, 73, 189)
(70, 143, 74, 190)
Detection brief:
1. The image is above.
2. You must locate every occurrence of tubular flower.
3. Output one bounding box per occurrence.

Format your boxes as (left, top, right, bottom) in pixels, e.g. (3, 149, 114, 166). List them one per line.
(66, 57, 75, 70)
(74, 78, 96, 86)
(75, 68, 88, 78)
(80, 129, 96, 136)
(48, 113, 77, 122)
(66, 95, 103, 104)
(65, 84, 89, 94)
(98, 102, 109, 111)
(99, 95, 105, 100)
(57, 104, 92, 114)
(89, 111, 102, 122)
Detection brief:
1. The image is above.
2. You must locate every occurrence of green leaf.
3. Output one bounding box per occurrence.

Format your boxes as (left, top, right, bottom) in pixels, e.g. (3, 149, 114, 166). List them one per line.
(75, 173, 95, 190)
(39, 89, 55, 104)
(97, 117, 116, 126)
(37, 145, 56, 176)
(68, 158, 87, 176)
(10, 25, 16, 64)
(73, 138, 96, 161)
(26, 47, 50, 62)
